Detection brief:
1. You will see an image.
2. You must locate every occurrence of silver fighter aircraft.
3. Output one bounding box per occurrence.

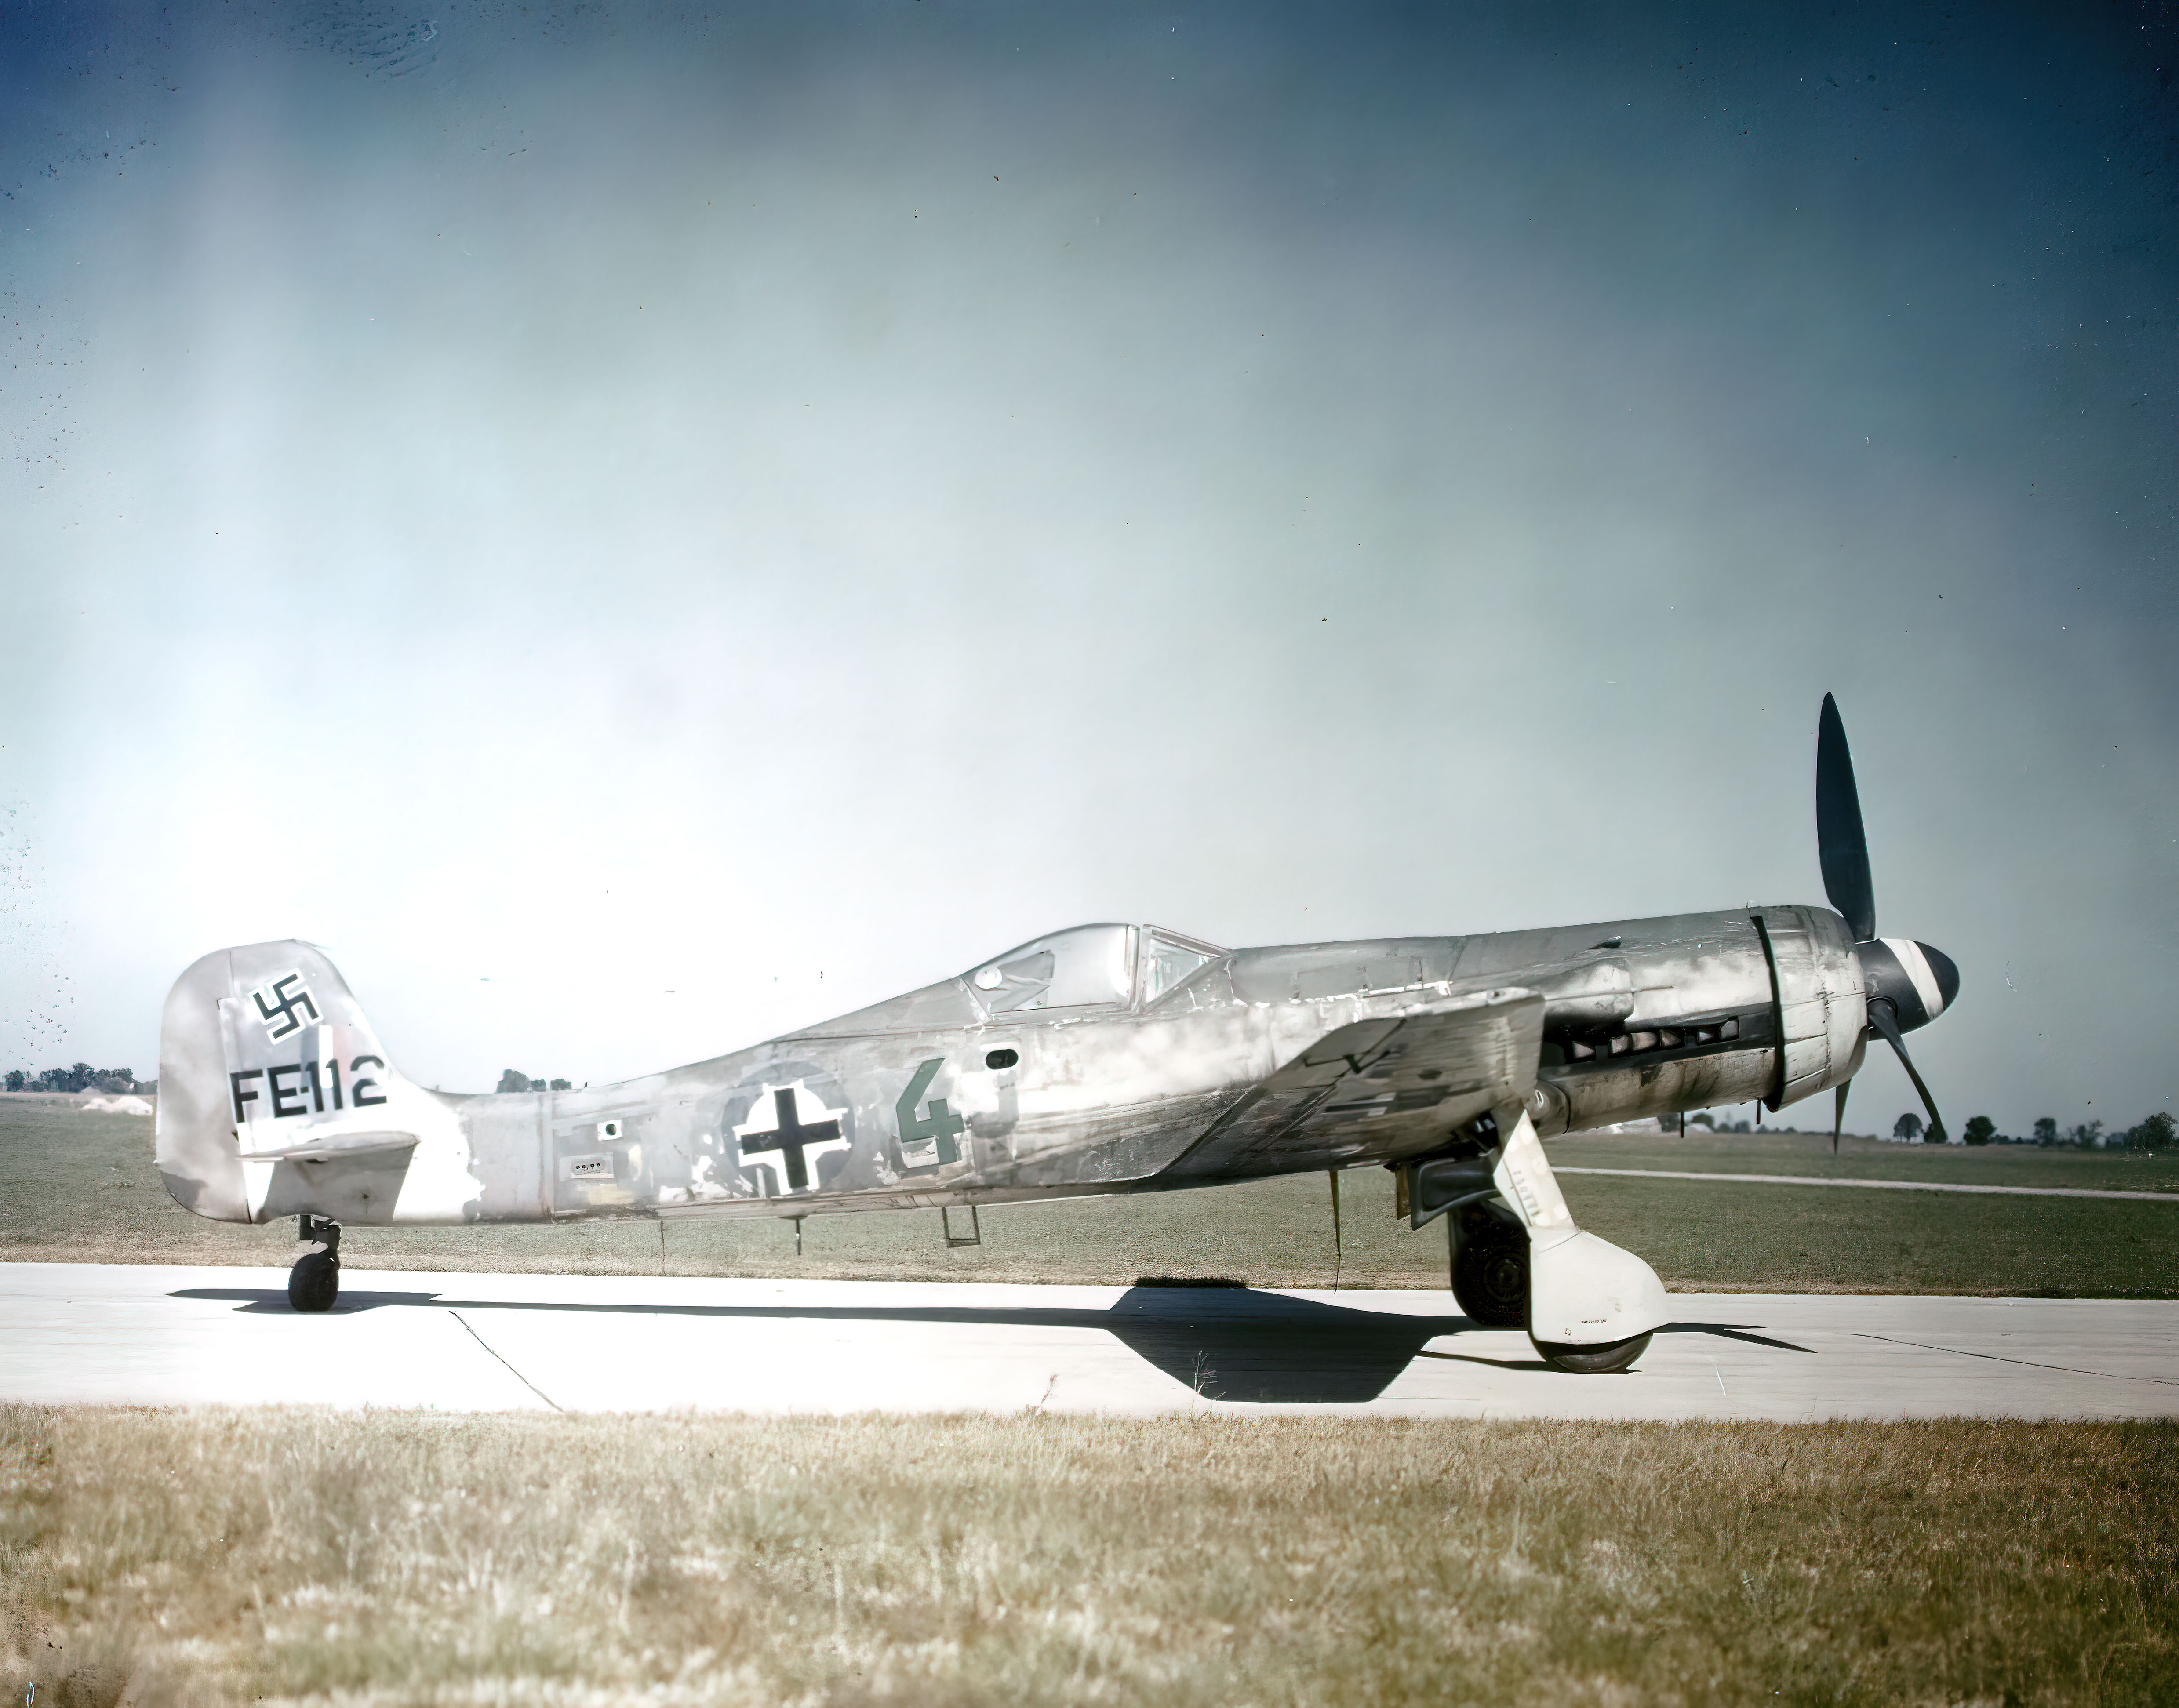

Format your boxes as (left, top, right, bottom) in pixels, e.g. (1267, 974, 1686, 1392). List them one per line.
(155, 696, 1957, 1371)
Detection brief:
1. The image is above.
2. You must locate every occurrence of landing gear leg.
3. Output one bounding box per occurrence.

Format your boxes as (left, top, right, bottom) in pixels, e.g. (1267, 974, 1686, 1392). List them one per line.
(1486, 1107, 1667, 1373)
(289, 1214, 341, 1313)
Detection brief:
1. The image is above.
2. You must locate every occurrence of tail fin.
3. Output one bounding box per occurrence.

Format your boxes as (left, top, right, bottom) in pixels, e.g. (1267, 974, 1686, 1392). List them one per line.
(156, 941, 431, 1224)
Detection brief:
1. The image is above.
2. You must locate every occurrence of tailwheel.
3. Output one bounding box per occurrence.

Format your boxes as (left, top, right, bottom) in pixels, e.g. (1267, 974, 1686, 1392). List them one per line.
(1450, 1201, 1528, 1328)
(288, 1214, 341, 1313)
(1532, 1331, 1652, 1374)
(288, 1251, 339, 1312)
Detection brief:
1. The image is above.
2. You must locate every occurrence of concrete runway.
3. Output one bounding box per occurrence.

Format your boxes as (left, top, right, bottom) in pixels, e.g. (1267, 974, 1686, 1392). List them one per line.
(3, 1263, 2175, 1420)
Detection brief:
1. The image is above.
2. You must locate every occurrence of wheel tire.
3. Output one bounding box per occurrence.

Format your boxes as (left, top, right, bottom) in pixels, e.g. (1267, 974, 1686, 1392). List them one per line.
(1533, 1331, 1652, 1374)
(288, 1250, 340, 1313)
(1451, 1212, 1528, 1328)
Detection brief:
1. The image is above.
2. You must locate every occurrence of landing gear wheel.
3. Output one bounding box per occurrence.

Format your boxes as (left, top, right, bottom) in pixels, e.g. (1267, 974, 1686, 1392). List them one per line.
(288, 1250, 339, 1313)
(1451, 1206, 1528, 1328)
(1533, 1332, 1652, 1374)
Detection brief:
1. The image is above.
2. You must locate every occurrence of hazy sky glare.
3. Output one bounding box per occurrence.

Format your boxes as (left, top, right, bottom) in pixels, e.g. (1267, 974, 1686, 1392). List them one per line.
(2, 2, 2174, 1135)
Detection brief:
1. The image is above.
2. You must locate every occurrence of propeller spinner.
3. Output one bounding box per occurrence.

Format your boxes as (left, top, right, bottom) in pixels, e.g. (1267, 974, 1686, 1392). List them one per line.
(1816, 693, 1959, 1150)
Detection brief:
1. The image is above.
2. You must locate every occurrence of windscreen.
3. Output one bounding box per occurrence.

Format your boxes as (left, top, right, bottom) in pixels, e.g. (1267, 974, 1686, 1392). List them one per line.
(1141, 930, 1217, 1005)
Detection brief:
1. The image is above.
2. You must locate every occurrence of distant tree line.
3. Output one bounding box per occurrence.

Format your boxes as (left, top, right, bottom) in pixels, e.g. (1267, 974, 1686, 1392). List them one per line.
(497, 1070, 573, 1093)
(4, 1064, 143, 1094)
(2025, 1112, 2171, 1151)
(1892, 1110, 2171, 1148)
(1691, 1107, 2171, 1150)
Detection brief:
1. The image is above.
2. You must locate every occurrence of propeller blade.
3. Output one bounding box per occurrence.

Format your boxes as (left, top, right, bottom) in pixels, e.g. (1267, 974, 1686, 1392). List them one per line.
(1867, 1000, 1945, 1144)
(1833, 1082, 1849, 1154)
(1816, 693, 1877, 942)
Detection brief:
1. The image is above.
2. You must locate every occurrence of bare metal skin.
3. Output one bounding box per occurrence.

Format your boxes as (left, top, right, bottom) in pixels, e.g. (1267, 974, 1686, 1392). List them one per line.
(153, 700, 1958, 1369)
(158, 906, 1859, 1231)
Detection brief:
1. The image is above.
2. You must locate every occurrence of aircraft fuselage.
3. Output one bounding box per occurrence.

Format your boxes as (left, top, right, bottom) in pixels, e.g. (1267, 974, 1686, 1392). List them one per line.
(156, 903, 1866, 1229)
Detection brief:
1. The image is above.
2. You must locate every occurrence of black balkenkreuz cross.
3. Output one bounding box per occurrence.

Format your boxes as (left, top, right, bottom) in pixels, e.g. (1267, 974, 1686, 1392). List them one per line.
(738, 1087, 843, 1192)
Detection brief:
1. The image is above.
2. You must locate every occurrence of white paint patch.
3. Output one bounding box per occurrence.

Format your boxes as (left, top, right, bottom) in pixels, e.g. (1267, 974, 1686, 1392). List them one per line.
(688, 1154, 730, 1201)
(1883, 938, 1946, 1019)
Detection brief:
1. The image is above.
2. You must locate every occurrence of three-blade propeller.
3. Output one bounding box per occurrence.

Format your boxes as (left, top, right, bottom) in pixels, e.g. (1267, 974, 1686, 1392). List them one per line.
(1817, 693, 1956, 1152)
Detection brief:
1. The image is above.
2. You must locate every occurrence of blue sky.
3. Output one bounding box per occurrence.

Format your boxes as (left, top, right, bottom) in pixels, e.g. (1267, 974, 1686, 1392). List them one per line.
(2, 1, 2174, 1135)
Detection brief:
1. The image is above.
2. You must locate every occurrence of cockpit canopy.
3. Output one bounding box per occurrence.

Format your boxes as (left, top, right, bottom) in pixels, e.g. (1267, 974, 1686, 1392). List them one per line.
(966, 923, 1220, 1014)
(790, 923, 1224, 1037)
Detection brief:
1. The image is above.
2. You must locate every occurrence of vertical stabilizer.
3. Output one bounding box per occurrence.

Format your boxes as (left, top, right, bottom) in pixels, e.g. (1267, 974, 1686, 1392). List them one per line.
(156, 942, 459, 1224)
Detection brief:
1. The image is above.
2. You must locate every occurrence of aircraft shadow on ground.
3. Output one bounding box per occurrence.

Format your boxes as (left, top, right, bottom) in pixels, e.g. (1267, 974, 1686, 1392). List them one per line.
(168, 1286, 1812, 1403)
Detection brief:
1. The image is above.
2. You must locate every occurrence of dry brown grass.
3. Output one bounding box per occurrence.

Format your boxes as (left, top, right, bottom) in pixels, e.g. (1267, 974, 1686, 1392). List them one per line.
(2, 1408, 2174, 1706)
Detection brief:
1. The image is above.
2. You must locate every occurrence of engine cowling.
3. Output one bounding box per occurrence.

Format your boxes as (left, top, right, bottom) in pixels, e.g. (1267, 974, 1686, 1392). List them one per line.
(1754, 905, 1867, 1111)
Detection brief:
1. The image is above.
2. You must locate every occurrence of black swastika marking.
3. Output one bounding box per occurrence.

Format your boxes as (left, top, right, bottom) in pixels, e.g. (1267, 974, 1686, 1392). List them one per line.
(737, 1087, 843, 1192)
(251, 973, 320, 1041)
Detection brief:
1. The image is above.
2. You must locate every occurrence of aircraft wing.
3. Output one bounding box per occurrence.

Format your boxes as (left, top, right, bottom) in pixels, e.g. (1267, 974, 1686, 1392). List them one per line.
(1160, 986, 1545, 1182)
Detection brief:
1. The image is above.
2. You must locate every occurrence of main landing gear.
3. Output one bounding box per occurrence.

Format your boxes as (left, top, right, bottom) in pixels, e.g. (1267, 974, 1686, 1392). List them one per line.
(1447, 1196, 1655, 1374)
(289, 1214, 341, 1312)
(1529, 1333, 1653, 1374)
